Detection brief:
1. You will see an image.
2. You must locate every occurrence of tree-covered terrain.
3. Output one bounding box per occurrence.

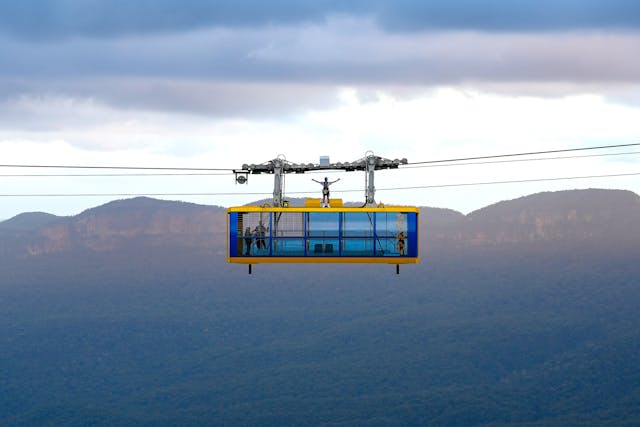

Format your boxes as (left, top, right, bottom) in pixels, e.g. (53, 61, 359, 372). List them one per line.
(2, 244, 639, 426)
(1, 190, 639, 426)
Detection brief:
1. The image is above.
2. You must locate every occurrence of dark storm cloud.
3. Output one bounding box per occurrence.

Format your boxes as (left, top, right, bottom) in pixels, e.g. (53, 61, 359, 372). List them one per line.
(1, 0, 639, 40)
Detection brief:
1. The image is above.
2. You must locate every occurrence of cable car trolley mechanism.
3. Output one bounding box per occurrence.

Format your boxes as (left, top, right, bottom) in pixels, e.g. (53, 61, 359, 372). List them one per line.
(228, 152, 419, 274)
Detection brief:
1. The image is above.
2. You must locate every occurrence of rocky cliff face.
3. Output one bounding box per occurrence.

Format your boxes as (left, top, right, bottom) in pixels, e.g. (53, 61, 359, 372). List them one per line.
(424, 189, 640, 247)
(2, 197, 227, 258)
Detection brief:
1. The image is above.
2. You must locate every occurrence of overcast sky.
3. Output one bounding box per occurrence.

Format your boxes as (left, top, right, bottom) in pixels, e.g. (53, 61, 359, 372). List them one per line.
(1, 0, 639, 219)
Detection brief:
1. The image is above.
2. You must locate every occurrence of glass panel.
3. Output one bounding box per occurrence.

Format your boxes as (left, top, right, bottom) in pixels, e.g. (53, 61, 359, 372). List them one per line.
(228, 212, 239, 257)
(308, 238, 339, 256)
(273, 238, 305, 256)
(374, 238, 397, 256)
(308, 212, 339, 237)
(407, 212, 418, 257)
(343, 212, 374, 237)
(236, 211, 270, 257)
(376, 212, 409, 256)
(342, 238, 374, 256)
(272, 212, 304, 237)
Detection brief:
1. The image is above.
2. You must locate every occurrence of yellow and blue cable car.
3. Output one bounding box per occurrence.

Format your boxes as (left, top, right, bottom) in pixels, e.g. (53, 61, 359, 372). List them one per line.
(227, 199, 419, 265)
(227, 153, 419, 273)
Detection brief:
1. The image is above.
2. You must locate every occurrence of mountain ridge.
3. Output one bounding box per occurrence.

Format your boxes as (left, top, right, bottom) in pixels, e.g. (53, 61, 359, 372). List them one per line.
(460, 188, 640, 246)
(0, 211, 62, 231)
(1, 189, 638, 259)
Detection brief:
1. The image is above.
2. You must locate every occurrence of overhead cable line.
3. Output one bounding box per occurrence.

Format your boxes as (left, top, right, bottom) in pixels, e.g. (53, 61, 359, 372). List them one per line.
(0, 191, 276, 197)
(374, 172, 640, 191)
(1, 143, 637, 172)
(1, 150, 638, 177)
(2, 171, 637, 197)
(0, 164, 234, 172)
(400, 150, 640, 169)
(0, 172, 234, 177)
(405, 142, 640, 165)
(2, 151, 638, 177)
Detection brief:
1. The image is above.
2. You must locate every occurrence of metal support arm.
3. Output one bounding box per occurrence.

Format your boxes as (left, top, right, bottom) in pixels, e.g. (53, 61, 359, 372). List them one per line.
(241, 152, 407, 207)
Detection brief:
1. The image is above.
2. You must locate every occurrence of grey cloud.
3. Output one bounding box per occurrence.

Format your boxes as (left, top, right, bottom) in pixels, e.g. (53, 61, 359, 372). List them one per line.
(2, 24, 640, 119)
(375, 0, 640, 32)
(75, 79, 343, 117)
(1, 0, 640, 41)
(2, 27, 639, 85)
(0, 0, 350, 40)
(0, 79, 343, 126)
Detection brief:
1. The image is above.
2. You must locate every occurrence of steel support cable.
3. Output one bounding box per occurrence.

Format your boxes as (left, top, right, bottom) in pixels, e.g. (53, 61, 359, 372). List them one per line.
(405, 142, 640, 165)
(399, 150, 640, 169)
(373, 172, 640, 191)
(2, 150, 638, 178)
(1, 171, 638, 197)
(1, 143, 637, 172)
(0, 172, 235, 177)
(2, 151, 639, 177)
(0, 164, 234, 171)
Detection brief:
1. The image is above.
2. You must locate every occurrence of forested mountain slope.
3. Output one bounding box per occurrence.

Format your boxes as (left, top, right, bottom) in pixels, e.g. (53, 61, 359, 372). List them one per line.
(1, 189, 639, 426)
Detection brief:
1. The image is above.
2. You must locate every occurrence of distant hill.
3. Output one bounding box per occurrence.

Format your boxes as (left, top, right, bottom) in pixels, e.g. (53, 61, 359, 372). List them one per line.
(461, 188, 640, 246)
(0, 212, 61, 232)
(0, 189, 638, 260)
(0, 197, 227, 258)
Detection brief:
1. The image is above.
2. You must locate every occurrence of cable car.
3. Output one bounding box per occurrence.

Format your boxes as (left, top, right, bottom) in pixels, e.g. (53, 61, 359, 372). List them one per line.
(227, 153, 420, 273)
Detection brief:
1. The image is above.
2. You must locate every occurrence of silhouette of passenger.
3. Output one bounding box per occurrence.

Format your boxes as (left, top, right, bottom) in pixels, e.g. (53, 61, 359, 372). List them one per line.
(254, 221, 267, 251)
(243, 227, 252, 255)
(397, 231, 405, 255)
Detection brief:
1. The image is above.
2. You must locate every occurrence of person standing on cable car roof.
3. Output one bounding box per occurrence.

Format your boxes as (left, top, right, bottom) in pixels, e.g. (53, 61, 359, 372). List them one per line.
(312, 177, 340, 207)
